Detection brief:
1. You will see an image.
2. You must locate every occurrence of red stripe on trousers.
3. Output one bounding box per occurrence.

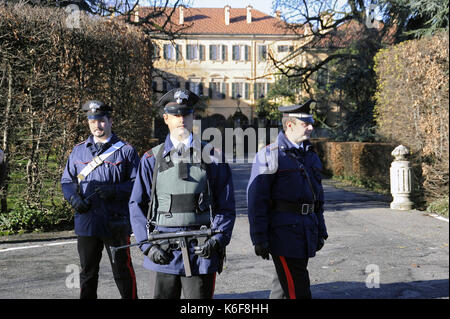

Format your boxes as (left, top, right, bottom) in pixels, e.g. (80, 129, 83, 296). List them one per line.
(211, 272, 217, 298)
(125, 236, 137, 299)
(279, 256, 296, 299)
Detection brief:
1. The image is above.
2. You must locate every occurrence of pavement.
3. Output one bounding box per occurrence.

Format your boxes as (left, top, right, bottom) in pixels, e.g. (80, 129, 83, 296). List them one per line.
(0, 163, 448, 300)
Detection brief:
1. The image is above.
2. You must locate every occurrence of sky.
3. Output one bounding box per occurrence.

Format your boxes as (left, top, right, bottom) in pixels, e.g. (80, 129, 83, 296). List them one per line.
(189, 0, 275, 15)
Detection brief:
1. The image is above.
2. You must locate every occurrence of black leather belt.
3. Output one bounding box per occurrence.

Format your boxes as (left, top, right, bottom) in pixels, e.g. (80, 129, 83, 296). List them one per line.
(272, 200, 315, 215)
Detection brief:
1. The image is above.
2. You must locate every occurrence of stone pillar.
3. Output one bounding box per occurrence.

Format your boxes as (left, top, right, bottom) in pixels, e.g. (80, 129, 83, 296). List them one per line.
(390, 145, 413, 210)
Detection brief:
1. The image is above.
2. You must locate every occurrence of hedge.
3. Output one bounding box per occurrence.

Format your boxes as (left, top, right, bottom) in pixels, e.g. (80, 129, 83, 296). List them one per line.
(374, 31, 449, 207)
(0, 4, 154, 220)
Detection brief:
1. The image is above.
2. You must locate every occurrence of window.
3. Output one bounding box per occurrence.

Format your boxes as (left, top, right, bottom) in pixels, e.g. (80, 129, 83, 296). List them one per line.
(277, 45, 294, 53)
(257, 45, 267, 61)
(254, 82, 270, 99)
(232, 45, 250, 61)
(209, 45, 227, 61)
(209, 82, 226, 99)
(185, 81, 204, 96)
(151, 43, 160, 60)
(186, 44, 205, 61)
(163, 79, 180, 93)
(231, 82, 244, 99)
(163, 44, 181, 61)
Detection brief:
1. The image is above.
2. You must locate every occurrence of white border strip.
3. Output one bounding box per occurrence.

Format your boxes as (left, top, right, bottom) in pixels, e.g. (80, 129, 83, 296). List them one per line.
(0, 240, 77, 253)
(428, 213, 449, 223)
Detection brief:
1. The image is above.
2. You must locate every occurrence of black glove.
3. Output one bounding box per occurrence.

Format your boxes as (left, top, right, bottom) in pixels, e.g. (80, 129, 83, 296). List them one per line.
(94, 184, 116, 200)
(316, 237, 325, 252)
(69, 194, 90, 214)
(194, 238, 220, 259)
(145, 244, 172, 265)
(254, 242, 270, 260)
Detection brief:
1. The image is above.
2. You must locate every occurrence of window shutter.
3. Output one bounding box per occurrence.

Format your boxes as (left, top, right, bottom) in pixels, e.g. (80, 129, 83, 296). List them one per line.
(222, 45, 227, 61)
(209, 45, 214, 60)
(176, 44, 182, 61)
(221, 82, 227, 99)
(163, 44, 168, 60)
(245, 83, 250, 99)
(200, 45, 205, 60)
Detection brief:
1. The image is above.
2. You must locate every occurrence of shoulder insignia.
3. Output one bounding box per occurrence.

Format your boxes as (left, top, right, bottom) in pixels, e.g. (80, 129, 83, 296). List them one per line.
(75, 141, 86, 147)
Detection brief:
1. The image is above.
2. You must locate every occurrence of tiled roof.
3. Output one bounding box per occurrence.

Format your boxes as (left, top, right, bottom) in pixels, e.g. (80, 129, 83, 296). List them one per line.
(138, 6, 300, 35)
(310, 20, 396, 48)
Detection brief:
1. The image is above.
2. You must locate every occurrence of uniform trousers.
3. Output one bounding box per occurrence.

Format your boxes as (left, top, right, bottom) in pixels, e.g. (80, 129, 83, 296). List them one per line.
(149, 270, 216, 299)
(271, 255, 311, 299)
(77, 235, 137, 299)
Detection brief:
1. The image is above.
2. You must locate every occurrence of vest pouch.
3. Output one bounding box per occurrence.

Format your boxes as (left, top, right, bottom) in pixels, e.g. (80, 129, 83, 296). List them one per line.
(170, 193, 211, 215)
(170, 193, 198, 213)
(155, 193, 211, 227)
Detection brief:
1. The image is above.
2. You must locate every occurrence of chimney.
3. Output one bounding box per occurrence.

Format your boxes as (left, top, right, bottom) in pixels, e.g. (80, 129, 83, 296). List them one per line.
(179, 5, 184, 25)
(134, 4, 139, 23)
(246, 5, 252, 23)
(224, 5, 230, 25)
(275, 10, 282, 19)
(303, 23, 312, 36)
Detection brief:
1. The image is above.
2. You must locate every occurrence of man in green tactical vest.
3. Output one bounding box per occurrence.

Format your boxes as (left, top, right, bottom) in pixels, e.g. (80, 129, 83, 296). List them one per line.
(129, 88, 236, 299)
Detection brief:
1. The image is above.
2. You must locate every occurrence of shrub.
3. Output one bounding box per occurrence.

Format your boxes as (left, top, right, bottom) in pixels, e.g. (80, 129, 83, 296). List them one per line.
(374, 31, 449, 208)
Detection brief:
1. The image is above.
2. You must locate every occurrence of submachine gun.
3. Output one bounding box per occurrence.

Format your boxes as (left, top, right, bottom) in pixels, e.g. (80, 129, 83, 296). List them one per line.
(110, 226, 223, 277)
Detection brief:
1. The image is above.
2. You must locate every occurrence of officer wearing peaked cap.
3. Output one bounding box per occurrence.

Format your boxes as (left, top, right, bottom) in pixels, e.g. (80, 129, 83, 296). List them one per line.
(158, 88, 199, 115)
(81, 100, 113, 119)
(129, 88, 236, 299)
(61, 100, 139, 299)
(247, 98, 328, 299)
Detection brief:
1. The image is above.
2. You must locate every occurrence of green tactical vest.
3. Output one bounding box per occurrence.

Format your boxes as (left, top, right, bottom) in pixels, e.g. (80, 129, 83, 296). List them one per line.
(149, 143, 212, 227)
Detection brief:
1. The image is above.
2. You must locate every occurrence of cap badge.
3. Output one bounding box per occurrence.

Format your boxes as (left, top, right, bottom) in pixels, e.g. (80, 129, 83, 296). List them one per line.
(89, 102, 101, 113)
(174, 90, 189, 104)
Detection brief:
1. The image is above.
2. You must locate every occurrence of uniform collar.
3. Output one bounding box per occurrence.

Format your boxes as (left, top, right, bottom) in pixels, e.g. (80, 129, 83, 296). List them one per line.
(163, 133, 202, 158)
(86, 133, 118, 148)
(277, 132, 309, 152)
(169, 133, 192, 150)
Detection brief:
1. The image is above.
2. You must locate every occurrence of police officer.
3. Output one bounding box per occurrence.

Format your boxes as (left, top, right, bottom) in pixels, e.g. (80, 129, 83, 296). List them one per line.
(247, 99, 328, 299)
(129, 88, 236, 299)
(61, 100, 139, 299)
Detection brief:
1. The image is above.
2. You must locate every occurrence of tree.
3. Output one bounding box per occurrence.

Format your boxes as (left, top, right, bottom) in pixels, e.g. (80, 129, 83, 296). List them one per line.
(267, 0, 448, 140)
(379, 0, 449, 39)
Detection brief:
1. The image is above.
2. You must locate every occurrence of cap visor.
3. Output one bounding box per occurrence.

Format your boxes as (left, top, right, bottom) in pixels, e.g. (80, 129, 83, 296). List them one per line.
(87, 112, 108, 120)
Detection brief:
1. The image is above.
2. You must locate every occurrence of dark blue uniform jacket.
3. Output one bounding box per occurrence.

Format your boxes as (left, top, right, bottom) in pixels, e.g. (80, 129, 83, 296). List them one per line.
(61, 134, 140, 237)
(247, 132, 328, 259)
(129, 134, 236, 275)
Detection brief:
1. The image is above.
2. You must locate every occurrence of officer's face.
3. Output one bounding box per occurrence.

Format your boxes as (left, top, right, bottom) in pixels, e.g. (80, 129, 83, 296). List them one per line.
(286, 118, 313, 143)
(88, 116, 113, 140)
(163, 113, 193, 140)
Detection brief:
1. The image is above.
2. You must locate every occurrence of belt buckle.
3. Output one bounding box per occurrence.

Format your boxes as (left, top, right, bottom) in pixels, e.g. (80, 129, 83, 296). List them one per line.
(301, 203, 310, 215)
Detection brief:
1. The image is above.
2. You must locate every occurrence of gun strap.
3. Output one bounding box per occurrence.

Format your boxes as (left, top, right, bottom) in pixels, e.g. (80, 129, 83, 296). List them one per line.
(286, 149, 317, 202)
(146, 144, 165, 232)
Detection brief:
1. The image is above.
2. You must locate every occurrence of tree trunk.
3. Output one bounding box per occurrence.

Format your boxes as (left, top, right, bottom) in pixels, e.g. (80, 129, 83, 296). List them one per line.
(1, 62, 12, 213)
